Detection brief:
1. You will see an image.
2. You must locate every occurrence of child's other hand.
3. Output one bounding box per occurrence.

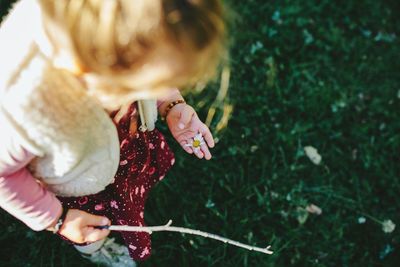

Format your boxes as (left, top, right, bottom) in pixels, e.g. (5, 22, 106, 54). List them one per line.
(58, 209, 110, 244)
(166, 103, 215, 160)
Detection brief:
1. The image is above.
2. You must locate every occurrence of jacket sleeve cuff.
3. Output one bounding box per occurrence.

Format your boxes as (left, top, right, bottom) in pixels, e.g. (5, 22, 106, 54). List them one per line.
(0, 168, 62, 231)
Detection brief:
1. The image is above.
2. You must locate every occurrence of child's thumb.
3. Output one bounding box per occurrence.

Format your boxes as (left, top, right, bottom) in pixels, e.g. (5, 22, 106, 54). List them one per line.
(84, 227, 110, 243)
(178, 108, 194, 129)
(82, 214, 111, 243)
(85, 213, 110, 227)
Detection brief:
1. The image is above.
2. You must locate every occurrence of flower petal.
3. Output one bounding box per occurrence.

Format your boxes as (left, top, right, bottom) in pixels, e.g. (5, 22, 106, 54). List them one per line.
(304, 146, 322, 165)
(382, 219, 396, 233)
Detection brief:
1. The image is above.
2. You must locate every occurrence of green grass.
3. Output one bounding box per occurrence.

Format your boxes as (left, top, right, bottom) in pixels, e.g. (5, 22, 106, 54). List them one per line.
(1, 0, 399, 266)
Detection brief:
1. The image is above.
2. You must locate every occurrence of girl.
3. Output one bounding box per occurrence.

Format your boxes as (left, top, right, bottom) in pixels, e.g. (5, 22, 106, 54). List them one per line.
(0, 0, 225, 266)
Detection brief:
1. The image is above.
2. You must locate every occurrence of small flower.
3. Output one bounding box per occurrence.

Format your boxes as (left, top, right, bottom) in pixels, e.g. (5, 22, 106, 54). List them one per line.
(250, 145, 259, 153)
(358, 217, 366, 224)
(304, 146, 322, 165)
(382, 220, 396, 233)
(185, 133, 205, 154)
(306, 204, 322, 215)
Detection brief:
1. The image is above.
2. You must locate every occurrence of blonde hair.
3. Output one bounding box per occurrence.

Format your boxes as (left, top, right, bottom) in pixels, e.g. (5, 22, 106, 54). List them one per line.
(38, 0, 226, 106)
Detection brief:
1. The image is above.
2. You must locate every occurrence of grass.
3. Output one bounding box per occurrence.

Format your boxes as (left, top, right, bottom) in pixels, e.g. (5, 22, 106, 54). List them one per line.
(1, 0, 399, 266)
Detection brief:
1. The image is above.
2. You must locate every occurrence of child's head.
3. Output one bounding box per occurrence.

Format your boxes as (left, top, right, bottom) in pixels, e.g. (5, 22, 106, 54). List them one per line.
(38, 0, 226, 106)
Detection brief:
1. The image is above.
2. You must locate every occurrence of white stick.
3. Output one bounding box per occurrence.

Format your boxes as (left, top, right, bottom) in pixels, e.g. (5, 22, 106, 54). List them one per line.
(108, 220, 273, 255)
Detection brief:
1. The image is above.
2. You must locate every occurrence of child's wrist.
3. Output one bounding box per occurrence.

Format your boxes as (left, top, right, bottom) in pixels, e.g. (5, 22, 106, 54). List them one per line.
(161, 100, 186, 120)
(157, 100, 165, 109)
(46, 207, 68, 233)
(157, 88, 183, 114)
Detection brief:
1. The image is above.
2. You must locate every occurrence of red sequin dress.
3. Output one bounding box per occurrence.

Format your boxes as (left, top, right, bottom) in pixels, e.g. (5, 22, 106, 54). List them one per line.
(58, 103, 175, 261)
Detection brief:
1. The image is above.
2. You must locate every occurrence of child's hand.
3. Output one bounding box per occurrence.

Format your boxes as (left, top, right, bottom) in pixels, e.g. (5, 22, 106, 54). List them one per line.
(58, 209, 110, 244)
(166, 103, 215, 160)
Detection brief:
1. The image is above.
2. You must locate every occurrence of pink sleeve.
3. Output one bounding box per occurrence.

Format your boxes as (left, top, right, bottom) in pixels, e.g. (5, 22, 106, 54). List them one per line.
(0, 132, 62, 231)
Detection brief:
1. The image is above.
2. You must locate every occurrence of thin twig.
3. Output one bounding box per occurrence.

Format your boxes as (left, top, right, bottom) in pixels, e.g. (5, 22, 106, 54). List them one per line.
(107, 220, 273, 255)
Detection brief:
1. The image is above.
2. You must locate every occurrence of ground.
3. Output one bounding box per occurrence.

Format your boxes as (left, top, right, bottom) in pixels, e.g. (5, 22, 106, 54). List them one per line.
(0, 0, 399, 266)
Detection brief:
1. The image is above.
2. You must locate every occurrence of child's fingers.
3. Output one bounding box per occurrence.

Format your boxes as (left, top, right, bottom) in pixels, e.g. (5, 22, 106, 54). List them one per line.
(82, 214, 110, 242)
(84, 227, 110, 243)
(200, 125, 215, 148)
(201, 144, 212, 160)
(178, 106, 194, 129)
(85, 214, 110, 227)
(180, 140, 193, 154)
(193, 148, 204, 159)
